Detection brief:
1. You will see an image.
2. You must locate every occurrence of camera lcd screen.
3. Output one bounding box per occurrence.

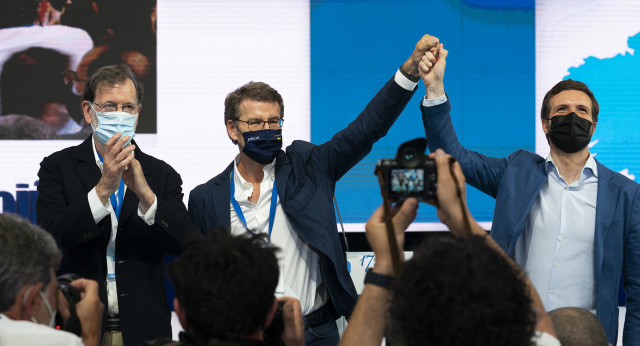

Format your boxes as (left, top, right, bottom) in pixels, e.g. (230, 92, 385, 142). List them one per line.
(390, 168, 424, 193)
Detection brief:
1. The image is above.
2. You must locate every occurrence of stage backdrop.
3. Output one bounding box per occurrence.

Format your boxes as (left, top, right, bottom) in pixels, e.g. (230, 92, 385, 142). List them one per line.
(0, 0, 638, 231)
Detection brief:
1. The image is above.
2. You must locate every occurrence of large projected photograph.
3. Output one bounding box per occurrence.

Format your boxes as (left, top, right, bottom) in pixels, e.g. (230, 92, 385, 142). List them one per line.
(0, 0, 157, 139)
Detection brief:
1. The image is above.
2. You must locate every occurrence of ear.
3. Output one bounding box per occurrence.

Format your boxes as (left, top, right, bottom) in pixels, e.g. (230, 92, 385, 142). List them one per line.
(541, 117, 550, 135)
(82, 101, 93, 126)
(264, 297, 278, 328)
(174, 298, 188, 330)
(227, 119, 239, 143)
(591, 121, 597, 135)
(21, 283, 44, 321)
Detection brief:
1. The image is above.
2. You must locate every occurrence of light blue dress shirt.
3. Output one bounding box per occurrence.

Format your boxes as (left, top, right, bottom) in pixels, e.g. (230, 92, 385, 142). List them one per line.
(515, 154, 599, 312)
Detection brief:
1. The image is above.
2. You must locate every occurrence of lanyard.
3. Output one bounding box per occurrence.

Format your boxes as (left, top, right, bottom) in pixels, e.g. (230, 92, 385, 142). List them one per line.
(96, 151, 125, 220)
(230, 166, 278, 242)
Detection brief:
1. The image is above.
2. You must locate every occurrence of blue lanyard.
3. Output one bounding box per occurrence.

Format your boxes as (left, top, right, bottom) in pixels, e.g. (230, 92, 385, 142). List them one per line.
(96, 151, 125, 220)
(230, 166, 278, 242)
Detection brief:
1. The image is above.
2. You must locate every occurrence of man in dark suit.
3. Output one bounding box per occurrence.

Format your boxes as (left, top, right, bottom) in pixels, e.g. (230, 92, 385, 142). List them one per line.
(36, 64, 193, 346)
(188, 35, 440, 345)
(418, 42, 640, 344)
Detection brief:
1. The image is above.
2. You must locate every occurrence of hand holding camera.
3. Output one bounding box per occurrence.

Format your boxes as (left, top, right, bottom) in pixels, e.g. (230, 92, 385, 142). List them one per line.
(55, 275, 104, 346)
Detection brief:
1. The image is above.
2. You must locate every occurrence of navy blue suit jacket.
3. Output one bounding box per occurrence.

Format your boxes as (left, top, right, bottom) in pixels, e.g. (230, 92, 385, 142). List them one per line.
(188, 75, 416, 318)
(421, 99, 640, 344)
(36, 136, 194, 346)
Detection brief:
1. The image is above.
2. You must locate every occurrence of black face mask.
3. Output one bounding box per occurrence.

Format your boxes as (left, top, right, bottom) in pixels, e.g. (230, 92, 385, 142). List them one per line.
(546, 112, 593, 153)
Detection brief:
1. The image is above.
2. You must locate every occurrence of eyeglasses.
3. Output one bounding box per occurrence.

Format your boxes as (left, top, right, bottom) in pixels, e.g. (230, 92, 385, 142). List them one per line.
(92, 102, 140, 115)
(235, 118, 284, 131)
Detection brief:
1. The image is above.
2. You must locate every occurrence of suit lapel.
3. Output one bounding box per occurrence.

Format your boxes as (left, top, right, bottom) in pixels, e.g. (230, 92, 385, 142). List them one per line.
(594, 160, 618, 284)
(75, 136, 103, 192)
(213, 162, 234, 227)
(274, 151, 291, 206)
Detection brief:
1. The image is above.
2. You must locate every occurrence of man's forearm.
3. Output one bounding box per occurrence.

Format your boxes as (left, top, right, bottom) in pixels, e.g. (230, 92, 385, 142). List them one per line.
(339, 272, 391, 346)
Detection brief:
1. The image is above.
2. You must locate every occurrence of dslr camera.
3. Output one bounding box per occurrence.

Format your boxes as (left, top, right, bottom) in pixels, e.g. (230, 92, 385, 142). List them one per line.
(55, 273, 83, 336)
(375, 138, 437, 202)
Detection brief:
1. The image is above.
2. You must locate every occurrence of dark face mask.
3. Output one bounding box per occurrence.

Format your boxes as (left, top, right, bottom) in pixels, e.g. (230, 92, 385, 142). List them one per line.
(546, 112, 593, 153)
(241, 128, 282, 164)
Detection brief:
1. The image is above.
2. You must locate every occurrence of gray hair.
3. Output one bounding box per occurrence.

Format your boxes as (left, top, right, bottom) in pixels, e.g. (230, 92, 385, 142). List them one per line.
(0, 213, 61, 311)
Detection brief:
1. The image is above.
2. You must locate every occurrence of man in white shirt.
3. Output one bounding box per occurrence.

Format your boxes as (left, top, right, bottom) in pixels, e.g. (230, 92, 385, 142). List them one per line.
(36, 64, 194, 346)
(0, 212, 103, 346)
(189, 34, 441, 344)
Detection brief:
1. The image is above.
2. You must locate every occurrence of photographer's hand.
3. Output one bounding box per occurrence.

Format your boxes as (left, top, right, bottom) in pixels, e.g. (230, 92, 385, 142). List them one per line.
(365, 198, 418, 274)
(56, 288, 71, 322)
(71, 279, 103, 346)
(340, 198, 418, 346)
(278, 297, 304, 346)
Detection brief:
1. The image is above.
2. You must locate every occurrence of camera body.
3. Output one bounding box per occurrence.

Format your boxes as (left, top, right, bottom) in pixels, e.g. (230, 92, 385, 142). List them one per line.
(376, 138, 437, 202)
(57, 273, 82, 305)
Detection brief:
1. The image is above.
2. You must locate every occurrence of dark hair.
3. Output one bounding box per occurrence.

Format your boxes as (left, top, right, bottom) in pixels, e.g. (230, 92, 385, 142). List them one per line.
(548, 307, 608, 346)
(82, 64, 143, 103)
(1, 47, 70, 118)
(167, 233, 279, 343)
(388, 235, 537, 346)
(0, 213, 61, 311)
(541, 79, 599, 123)
(224, 82, 284, 143)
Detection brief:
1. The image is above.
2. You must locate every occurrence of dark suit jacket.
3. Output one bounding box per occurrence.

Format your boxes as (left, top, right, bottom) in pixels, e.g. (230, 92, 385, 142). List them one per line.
(421, 99, 640, 344)
(188, 75, 416, 318)
(36, 136, 194, 346)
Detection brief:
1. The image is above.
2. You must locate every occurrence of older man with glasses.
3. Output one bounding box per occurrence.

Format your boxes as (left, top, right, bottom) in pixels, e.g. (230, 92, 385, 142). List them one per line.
(36, 63, 195, 346)
(188, 34, 441, 345)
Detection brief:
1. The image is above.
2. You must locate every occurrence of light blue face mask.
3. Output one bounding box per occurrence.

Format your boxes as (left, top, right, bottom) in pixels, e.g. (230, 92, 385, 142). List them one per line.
(90, 103, 138, 146)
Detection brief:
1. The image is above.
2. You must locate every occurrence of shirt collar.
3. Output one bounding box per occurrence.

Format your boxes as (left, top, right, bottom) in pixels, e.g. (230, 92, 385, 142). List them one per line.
(232, 155, 276, 199)
(545, 153, 598, 181)
(91, 136, 103, 171)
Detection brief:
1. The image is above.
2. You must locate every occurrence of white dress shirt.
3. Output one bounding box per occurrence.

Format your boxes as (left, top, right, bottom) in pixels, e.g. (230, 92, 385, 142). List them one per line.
(228, 70, 418, 316)
(423, 94, 600, 313)
(229, 157, 326, 316)
(516, 154, 598, 312)
(87, 137, 158, 314)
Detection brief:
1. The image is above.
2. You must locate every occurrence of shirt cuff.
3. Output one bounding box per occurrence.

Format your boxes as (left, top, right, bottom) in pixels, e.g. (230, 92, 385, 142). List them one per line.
(422, 94, 448, 107)
(88, 187, 110, 223)
(394, 69, 419, 91)
(137, 194, 157, 225)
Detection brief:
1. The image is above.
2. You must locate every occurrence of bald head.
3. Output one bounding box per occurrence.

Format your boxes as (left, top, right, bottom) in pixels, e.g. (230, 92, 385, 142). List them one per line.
(548, 307, 609, 346)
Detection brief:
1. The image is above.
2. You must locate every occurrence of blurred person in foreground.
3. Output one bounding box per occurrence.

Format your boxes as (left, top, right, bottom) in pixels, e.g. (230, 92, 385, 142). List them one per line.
(0, 212, 103, 346)
(549, 307, 611, 346)
(140, 232, 304, 346)
(339, 149, 560, 346)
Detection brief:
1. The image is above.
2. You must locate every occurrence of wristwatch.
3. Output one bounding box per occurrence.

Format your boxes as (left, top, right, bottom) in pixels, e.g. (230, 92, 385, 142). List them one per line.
(399, 65, 420, 83)
(364, 268, 394, 288)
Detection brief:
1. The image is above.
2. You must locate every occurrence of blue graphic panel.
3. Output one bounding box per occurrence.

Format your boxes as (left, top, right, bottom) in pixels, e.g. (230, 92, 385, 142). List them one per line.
(311, 0, 535, 224)
(566, 33, 640, 183)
